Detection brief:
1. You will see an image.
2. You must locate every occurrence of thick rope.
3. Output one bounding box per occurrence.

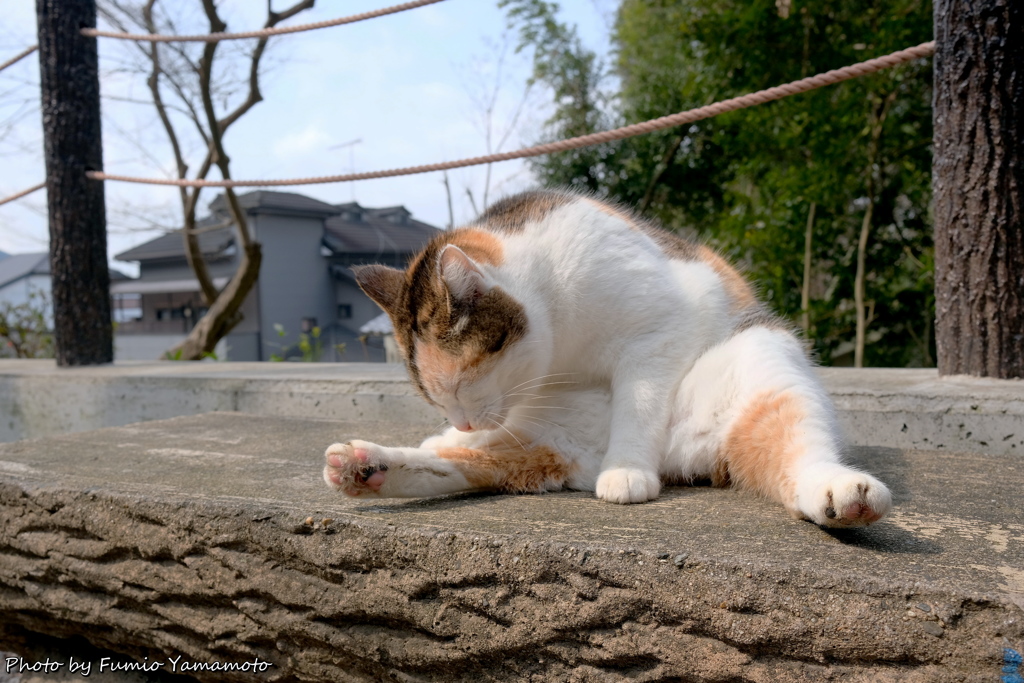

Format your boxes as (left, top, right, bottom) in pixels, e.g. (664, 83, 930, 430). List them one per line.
(82, 0, 447, 43)
(89, 41, 935, 189)
(0, 45, 38, 74)
(0, 182, 45, 208)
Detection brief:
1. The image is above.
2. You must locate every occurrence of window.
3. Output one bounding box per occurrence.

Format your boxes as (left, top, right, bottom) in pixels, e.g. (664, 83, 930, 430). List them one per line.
(337, 304, 352, 320)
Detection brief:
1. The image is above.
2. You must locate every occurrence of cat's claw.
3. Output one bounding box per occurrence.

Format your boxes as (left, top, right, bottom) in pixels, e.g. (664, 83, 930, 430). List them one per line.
(595, 466, 661, 504)
(807, 471, 892, 528)
(323, 441, 388, 497)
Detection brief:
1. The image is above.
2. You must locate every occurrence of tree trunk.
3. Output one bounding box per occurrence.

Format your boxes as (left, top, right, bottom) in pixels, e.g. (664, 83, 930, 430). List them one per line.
(36, 0, 112, 366)
(933, 0, 1024, 378)
(800, 202, 816, 334)
(853, 195, 875, 368)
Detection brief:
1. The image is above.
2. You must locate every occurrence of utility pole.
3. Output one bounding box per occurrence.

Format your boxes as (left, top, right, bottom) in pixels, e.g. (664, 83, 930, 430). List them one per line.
(933, 0, 1023, 378)
(36, 0, 113, 366)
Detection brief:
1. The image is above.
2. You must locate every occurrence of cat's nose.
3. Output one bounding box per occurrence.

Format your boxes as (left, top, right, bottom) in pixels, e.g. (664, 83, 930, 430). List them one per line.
(449, 407, 474, 432)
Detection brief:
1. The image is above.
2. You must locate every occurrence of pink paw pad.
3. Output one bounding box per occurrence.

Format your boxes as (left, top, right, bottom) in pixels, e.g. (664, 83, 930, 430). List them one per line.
(323, 443, 388, 497)
(823, 485, 884, 527)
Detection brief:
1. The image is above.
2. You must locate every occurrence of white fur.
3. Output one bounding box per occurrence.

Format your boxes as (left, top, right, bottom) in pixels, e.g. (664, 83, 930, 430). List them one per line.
(325, 195, 892, 527)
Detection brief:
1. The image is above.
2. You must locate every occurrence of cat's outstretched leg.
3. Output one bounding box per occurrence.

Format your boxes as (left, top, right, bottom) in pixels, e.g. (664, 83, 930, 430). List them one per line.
(323, 431, 573, 498)
(672, 326, 892, 527)
(716, 388, 891, 527)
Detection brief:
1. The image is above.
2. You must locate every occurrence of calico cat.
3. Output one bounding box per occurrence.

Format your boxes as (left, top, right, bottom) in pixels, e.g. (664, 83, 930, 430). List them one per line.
(323, 190, 891, 527)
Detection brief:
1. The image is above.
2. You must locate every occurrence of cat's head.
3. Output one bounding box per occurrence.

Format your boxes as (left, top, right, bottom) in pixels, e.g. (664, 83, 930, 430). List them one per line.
(354, 229, 546, 432)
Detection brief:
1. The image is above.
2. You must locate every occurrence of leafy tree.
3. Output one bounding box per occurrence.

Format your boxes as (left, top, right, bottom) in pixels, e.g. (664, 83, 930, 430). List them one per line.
(507, 0, 935, 366)
(0, 291, 55, 359)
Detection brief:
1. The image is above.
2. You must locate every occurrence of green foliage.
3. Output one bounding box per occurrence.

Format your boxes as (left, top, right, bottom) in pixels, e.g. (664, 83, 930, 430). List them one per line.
(267, 323, 344, 362)
(0, 291, 55, 359)
(507, 0, 935, 366)
(163, 348, 218, 361)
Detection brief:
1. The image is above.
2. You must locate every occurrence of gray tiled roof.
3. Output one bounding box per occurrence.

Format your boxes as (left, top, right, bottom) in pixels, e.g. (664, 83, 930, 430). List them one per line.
(0, 252, 128, 287)
(324, 205, 439, 255)
(0, 252, 49, 289)
(115, 191, 440, 263)
(208, 190, 338, 217)
(114, 217, 234, 262)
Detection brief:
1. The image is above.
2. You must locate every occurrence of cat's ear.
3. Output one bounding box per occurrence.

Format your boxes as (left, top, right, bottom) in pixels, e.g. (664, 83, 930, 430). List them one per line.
(438, 245, 488, 303)
(353, 264, 403, 313)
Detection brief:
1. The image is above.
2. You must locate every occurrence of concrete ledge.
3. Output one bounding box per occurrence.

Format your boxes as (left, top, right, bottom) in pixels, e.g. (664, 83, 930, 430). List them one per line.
(0, 361, 434, 443)
(1, 361, 1022, 455)
(819, 368, 1024, 455)
(1, 413, 1021, 681)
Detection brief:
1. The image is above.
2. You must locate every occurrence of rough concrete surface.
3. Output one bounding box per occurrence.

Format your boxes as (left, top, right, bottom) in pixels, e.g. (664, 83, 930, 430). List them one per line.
(1, 361, 1022, 456)
(0, 412, 1021, 682)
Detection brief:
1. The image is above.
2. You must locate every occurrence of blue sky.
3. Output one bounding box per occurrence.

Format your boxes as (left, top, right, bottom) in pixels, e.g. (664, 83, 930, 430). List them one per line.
(0, 0, 615, 270)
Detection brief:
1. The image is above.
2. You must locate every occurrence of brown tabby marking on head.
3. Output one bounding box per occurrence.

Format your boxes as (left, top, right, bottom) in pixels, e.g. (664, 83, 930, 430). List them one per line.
(696, 245, 756, 311)
(378, 228, 527, 404)
(717, 390, 804, 512)
(477, 190, 574, 233)
(438, 444, 573, 493)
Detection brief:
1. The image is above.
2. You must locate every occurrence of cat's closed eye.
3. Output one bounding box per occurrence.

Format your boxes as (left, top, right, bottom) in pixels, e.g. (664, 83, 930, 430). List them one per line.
(489, 329, 509, 353)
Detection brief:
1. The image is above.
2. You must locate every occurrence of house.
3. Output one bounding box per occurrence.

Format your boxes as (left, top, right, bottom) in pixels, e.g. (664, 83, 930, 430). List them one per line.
(0, 251, 133, 320)
(0, 251, 134, 358)
(0, 252, 51, 317)
(113, 191, 440, 361)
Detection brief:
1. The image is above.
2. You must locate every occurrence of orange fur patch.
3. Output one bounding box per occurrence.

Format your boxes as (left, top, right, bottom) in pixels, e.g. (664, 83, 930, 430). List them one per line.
(449, 228, 504, 266)
(698, 245, 756, 311)
(438, 444, 572, 493)
(717, 391, 805, 510)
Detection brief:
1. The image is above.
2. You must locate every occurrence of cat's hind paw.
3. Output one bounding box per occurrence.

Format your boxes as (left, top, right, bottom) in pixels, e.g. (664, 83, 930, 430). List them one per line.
(595, 466, 661, 504)
(801, 469, 892, 528)
(323, 441, 389, 497)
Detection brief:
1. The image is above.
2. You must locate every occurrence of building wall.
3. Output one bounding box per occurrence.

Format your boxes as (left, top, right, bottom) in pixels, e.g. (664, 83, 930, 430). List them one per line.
(253, 213, 335, 361)
(335, 278, 388, 332)
(114, 333, 228, 361)
(121, 257, 260, 339)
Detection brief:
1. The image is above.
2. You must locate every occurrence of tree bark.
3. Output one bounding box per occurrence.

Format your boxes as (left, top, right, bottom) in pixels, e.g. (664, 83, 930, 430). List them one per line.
(36, 0, 112, 366)
(934, 0, 1024, 378)
(800, 202, 816, 334)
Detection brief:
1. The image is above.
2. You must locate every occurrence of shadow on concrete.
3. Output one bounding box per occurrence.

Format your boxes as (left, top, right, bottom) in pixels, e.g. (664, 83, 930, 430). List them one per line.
(820, 524, 943, 555)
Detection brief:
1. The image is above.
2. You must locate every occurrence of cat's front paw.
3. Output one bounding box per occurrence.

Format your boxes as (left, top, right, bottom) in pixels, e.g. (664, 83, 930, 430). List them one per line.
(804, 470, 892, 528)
(323, 441, 390, 497)
(595, 467, 660, 504)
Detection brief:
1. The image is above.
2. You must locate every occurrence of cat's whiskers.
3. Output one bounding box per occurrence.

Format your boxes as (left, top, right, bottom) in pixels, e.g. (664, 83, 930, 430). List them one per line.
(510, 413, 562, 429)
(499, 381, 579, 405)
(430, 416, 451, 435)
(486, 412, 527, 450)
(503, 372, 578, 395)
(518, 403, 583, 413)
